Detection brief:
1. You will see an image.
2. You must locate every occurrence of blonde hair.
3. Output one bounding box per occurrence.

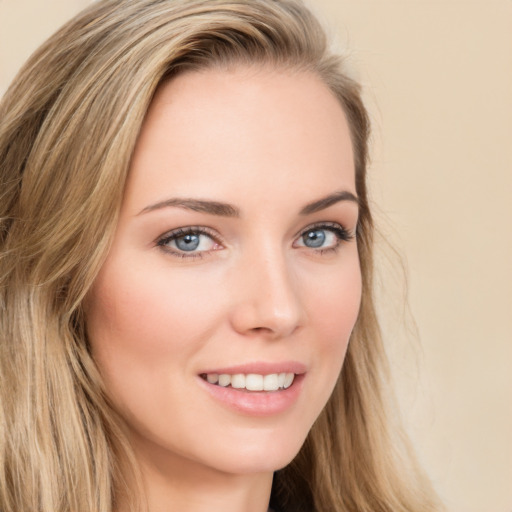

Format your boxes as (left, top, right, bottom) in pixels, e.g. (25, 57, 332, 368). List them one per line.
(0, 1, 442, 511)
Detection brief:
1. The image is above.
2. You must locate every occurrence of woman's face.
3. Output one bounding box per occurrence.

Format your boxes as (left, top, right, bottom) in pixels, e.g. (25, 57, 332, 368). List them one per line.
(86, 66, 361, 477)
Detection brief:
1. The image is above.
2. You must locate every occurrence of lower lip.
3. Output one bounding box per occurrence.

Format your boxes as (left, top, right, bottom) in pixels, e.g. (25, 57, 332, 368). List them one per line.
(198, 374, 305, 416)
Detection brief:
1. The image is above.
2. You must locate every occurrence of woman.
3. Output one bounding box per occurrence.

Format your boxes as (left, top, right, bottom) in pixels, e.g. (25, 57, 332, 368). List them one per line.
(0, 1, 443, 511)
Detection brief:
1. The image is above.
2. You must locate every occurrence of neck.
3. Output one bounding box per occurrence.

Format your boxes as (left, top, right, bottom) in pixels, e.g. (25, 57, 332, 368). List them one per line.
(115, 435, 273, 512)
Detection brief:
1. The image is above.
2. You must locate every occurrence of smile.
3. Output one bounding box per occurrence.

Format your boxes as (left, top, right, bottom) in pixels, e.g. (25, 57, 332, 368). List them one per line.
(200, 372, 295, 392)
(198, 366, 305, 415)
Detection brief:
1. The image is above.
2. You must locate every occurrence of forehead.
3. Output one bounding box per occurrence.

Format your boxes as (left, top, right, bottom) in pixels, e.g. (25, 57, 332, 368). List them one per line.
(124, 65, 355, 213)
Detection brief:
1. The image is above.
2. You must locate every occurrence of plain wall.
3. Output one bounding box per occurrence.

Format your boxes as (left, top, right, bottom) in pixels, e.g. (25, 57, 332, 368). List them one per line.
(1, 1, 511, 511)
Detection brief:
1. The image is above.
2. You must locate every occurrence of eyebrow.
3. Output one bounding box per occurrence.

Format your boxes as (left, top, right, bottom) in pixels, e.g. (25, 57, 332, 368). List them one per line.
(299, 191, 359, 215)
(139, 198, 240, 217)
(138, 190, 358, 217)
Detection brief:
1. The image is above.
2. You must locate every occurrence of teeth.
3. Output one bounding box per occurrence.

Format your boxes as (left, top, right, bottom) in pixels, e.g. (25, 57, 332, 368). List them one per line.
(283, 373, 294, 389)
(231, 374, 245, 389)
(245, 374, 263, 391)
(263, 373, 279, 391)
(203, 372, 295, 391)
(218, 374, 231, 387)
(206, 373, 219, 384)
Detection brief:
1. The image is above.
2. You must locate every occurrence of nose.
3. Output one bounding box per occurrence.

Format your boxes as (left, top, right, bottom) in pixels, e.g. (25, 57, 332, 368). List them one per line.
(229, 247, 304, 339)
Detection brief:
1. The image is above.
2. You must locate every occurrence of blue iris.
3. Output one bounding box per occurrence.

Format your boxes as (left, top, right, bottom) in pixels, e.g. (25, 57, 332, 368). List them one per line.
(303, 229, 326, 248)
(175, 234, 201, 251)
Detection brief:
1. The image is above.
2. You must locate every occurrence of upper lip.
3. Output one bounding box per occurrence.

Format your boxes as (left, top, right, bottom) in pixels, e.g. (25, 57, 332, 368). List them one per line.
(199, 361, 307, 375)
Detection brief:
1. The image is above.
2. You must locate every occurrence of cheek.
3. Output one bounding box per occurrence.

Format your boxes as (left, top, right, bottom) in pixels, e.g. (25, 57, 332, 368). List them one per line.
(85, 254, 224, 388)
(85, 256, 233, 451)
(300, 252, 362, 392)
(305, 253, 362, 342)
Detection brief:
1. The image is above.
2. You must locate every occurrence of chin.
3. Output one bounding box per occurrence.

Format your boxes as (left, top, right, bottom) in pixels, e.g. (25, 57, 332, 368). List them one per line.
(198, 425, 310, 476)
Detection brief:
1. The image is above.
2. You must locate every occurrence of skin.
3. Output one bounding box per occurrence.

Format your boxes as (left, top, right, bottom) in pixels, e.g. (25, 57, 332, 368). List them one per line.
(86, 66, 362, 512)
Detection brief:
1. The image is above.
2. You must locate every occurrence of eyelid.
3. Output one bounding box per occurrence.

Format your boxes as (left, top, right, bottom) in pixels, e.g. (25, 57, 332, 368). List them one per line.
(155, 226, 224, 258)
(155, 221, 355, 259)
(292, 222, 355, 255)
(295, 221, 354, 242)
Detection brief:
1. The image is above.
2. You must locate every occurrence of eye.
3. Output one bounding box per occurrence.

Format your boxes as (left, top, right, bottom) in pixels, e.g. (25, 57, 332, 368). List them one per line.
(294, 223, 354, 251)
(156, 227, 222, 258)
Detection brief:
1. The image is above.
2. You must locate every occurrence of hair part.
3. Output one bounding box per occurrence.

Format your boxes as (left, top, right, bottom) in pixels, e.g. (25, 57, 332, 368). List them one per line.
(0, 1, 442, 511)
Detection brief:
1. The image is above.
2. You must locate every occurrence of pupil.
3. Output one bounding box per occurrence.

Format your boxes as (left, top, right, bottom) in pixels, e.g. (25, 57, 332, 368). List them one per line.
(176, 234, 200, 251)
(304, 230, 325, 248)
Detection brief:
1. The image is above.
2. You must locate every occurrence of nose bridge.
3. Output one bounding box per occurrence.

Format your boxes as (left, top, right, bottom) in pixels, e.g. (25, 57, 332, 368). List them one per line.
(230, 238, 303, 338)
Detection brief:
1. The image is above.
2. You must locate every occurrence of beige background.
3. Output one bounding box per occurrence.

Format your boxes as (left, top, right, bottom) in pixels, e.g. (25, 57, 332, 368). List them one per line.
(1, 1, 511, 511)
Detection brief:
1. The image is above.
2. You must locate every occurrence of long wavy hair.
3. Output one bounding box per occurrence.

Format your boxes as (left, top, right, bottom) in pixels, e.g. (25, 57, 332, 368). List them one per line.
(0, 1, 442, 511)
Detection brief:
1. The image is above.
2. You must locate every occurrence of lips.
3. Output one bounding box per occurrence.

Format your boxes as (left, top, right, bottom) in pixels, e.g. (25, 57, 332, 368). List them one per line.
(197, 362, 306, 415)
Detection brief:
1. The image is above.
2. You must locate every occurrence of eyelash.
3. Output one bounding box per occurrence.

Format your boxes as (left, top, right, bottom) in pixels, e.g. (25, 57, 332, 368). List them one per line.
(156, 226, 221, 259)
(298, 222, 355, 255)
(156, 223, 355, 259)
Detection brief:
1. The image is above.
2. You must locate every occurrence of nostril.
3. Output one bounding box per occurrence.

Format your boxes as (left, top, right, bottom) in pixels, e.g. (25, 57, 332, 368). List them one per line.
(248, 324, 300, 339)
(228, 263, 303, 338)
